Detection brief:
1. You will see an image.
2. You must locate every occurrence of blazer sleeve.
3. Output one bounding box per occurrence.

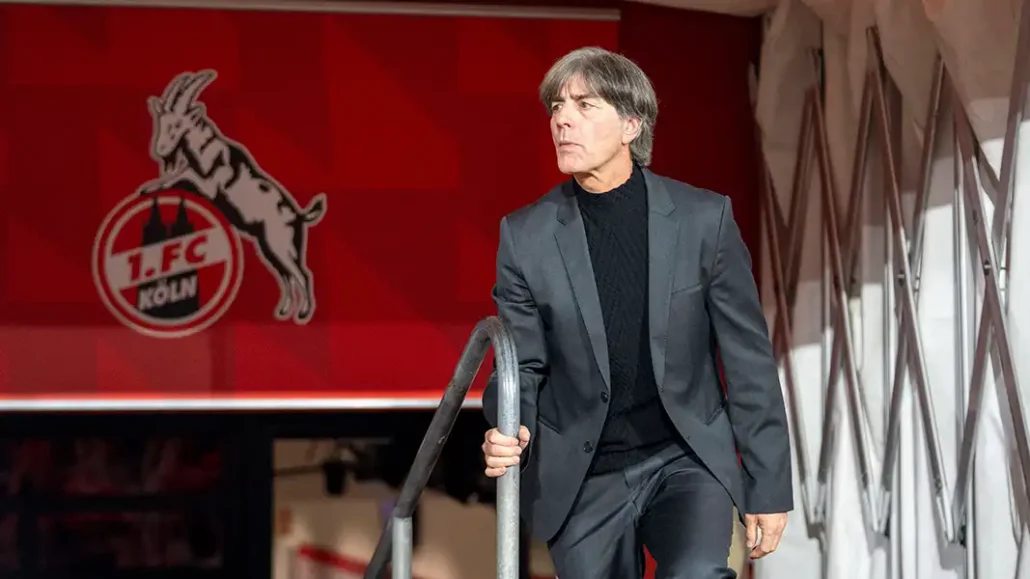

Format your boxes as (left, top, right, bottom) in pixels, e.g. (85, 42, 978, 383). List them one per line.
(706, 196, 794, 514)
(482, 216, 546, 461)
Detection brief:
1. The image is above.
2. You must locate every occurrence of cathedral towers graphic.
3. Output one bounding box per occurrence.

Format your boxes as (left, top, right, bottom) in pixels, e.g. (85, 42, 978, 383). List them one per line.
(137, 196, 201, 318)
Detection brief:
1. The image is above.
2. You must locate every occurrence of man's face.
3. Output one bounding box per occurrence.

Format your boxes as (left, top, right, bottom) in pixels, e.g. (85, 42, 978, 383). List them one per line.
(549, 75, 636, 175)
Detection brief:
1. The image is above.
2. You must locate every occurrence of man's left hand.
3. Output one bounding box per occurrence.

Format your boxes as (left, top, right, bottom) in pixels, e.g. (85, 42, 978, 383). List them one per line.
(744, 512, 787, 559)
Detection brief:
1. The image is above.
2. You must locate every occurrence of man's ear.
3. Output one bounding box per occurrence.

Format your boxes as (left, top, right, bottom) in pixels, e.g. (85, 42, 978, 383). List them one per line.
(621, 117, 642, 145)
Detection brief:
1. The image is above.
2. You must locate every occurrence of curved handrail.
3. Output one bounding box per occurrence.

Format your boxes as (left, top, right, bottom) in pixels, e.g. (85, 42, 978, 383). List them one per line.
(363, 316, 521, 579)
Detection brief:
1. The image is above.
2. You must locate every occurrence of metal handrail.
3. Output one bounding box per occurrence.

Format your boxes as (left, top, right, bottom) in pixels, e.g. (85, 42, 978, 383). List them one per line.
(363, 316, 521, 579)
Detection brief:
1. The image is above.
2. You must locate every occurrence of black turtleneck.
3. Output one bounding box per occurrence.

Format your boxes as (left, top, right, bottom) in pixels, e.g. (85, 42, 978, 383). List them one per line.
(574, 165, 677, 475)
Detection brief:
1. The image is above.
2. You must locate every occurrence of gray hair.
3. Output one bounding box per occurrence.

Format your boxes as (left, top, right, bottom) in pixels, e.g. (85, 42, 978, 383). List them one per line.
(539, 47, 658, 166)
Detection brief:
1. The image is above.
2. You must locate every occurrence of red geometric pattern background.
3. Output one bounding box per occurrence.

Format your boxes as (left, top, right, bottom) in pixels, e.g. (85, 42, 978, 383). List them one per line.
(0, 3, 617, 402)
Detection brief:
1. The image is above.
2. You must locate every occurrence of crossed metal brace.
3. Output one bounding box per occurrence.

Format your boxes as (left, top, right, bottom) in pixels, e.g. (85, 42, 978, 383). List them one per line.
(758, 3, 1030, 550)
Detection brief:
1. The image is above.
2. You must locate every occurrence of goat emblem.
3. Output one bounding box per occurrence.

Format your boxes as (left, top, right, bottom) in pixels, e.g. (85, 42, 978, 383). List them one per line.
(141, 69, 327, 325)
(92, 69, 327, 338)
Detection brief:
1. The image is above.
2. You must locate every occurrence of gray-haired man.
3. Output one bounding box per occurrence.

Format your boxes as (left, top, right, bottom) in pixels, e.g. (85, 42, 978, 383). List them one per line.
(481, 47, 793, 579)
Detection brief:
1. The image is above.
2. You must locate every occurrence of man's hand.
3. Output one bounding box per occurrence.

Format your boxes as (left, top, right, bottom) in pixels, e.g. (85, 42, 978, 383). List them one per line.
(744, 512, 788, 559)
(482, 426, 531, 477)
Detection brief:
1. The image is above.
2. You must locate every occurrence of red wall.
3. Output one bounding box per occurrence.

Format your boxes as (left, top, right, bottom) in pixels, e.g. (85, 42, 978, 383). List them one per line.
(621, 2, 763, 265)
(0, 3, 761, 409)
(0, 4, 616, 404)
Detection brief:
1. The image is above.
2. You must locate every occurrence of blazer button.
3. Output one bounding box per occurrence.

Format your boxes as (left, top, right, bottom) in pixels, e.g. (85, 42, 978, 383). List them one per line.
(600, 391, 609, 403)
(583, 442, 593, 453)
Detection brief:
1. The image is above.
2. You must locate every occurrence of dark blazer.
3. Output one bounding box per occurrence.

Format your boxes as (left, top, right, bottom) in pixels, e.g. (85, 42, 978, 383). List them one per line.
(482, 168, 793, 543)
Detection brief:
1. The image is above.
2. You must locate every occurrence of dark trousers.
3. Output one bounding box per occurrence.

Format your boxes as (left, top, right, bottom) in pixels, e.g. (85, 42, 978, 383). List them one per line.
(547, 442, 736, 579)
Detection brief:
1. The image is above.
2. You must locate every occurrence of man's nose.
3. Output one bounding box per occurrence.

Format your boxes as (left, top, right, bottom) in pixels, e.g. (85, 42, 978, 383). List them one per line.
(553, 105, 573, 127)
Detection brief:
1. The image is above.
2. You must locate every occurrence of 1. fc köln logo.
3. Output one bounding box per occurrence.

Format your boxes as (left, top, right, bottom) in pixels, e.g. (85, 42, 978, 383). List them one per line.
(92, 69, 327, 339)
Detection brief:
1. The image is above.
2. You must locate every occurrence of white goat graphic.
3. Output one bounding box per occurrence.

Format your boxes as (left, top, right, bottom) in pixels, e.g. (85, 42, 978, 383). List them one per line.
(138, 69, 327, 325)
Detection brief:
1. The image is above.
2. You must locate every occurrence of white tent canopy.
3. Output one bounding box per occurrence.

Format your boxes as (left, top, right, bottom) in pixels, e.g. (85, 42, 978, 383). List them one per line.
(627, 0, 1028, 577)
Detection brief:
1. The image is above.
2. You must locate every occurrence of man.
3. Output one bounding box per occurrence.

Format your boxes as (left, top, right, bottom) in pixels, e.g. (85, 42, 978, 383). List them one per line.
(481, 47, 792, 579)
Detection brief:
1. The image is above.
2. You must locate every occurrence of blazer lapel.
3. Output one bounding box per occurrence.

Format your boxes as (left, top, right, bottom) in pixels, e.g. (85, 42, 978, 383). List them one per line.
(644, 169, 678, 389)
(554, 182, 611, 388)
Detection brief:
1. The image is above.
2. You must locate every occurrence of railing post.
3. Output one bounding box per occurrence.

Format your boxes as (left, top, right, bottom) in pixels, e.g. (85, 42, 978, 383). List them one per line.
(492, 317, 521, 579)
(363, 316, 520, 579)
(392, 516, 413, 579)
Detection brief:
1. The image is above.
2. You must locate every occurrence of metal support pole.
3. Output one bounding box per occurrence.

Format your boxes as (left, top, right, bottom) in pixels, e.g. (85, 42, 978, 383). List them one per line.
(812, 71, 874, 522)
(954, 101, 1030, 527)
(991, 0, 1030, 279)
(953, 108, 979, 575)
(808, 52, 879, 529)
(872, 46, 950, 537)
(867, 28, 955, 542)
